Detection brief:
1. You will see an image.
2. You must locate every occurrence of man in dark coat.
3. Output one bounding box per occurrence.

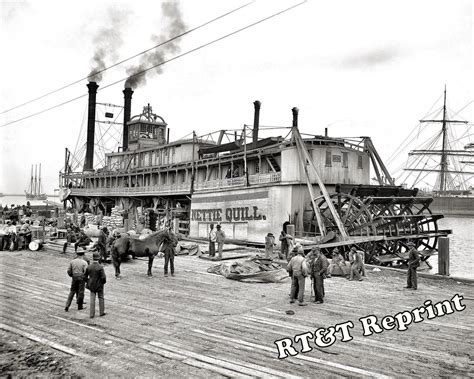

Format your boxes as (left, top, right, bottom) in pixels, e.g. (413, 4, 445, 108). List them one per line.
(162, 235, 176, 277)
(97, 227, 108, 263)
(406, 242, 420, 290)
(279, 230, 292, 260)
(208, 223, 216, 257)
(65, 250, 88, 311)
(310, 248, 327, 304)
(62, 227, 77, 254)
(84, 252, 107, 318)
(74, 230, 91, 253)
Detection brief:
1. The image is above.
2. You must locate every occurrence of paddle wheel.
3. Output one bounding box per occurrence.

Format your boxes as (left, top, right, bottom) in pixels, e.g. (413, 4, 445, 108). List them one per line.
(315, 184, 449, 265)
(292, 124, 451, 266)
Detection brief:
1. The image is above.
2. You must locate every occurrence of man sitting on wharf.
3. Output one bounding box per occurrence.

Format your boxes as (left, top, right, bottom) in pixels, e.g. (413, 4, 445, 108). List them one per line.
(287, 247, 308, 306)
(65, 250, 88, 311)
(74, 230, 92, 254)
(62, 227, 77, 254)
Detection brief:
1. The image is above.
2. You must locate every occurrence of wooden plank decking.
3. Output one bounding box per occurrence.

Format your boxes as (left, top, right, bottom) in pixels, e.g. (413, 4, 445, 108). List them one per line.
(0, 247, 473, 377)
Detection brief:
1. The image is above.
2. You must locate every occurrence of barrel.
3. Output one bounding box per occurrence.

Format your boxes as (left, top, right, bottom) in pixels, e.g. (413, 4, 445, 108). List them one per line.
(29, 240, 43, 251)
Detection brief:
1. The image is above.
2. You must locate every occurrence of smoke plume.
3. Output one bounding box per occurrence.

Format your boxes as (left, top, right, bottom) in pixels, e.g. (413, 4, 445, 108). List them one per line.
(125, 1, 186, 89)
(88, 8, 130, 82)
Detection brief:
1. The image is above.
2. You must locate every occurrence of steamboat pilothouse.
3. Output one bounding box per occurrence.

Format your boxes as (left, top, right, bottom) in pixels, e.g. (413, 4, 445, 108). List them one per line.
(60, 82, 450, 266)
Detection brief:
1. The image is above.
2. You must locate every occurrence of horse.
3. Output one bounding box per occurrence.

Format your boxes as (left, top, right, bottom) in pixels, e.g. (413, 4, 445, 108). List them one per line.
(111, 229, 178, 278)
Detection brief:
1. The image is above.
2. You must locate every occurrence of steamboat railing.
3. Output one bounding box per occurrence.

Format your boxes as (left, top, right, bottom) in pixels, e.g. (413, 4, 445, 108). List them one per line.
(67, 172, 281, 196)
(70, 183, 191, 197)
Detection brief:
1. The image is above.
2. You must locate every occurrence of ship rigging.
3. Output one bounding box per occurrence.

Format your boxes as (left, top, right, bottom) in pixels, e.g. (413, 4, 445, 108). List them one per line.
(25, 164, 47, 200)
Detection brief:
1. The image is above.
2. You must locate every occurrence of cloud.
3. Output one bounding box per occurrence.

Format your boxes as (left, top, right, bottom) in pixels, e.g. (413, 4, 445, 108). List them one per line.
(0, 0, 30, 24)
(337, 46, 403, 70)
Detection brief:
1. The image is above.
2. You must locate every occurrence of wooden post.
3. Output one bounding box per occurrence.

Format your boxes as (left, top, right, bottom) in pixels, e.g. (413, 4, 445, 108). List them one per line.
(287, 224, 295, 240)
(438, 236, 450, 276)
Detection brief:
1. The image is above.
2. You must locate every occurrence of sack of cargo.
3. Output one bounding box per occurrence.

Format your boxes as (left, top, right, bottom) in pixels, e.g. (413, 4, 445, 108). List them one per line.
(84, 225, 101, 238)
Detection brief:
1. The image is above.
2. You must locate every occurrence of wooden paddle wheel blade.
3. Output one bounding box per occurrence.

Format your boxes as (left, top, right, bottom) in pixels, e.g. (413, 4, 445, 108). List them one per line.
(313, 184, 452, 265)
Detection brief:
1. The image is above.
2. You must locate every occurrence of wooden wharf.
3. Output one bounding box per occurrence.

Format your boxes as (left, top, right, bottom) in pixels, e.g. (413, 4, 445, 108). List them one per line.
(1, 247, 473, 377)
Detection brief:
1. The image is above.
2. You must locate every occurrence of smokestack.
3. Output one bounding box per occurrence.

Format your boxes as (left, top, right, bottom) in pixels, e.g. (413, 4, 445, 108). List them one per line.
(325, 127, 328, 137)
(252, 100, 261, 145)
(292, 107, 299, 128)
(84, 81, 99, 171)
(123, 87, 134, 151)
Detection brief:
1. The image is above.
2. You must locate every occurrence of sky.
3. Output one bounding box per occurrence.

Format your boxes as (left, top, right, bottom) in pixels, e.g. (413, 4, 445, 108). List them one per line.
(0, 0, 472, 194)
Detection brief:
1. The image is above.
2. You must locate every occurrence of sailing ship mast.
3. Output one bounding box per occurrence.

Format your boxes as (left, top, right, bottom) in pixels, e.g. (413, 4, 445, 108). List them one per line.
(404, 86, 471, 193)
(34, 164, 38, 197)
(29, 165, 34, 195)
(38, 163, 42, 196)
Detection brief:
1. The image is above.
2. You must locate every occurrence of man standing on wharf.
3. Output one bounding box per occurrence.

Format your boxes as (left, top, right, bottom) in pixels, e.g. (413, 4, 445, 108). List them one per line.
(65, 250, 88, 311)
(216, 224, 226, 260)
(163, 234, 176, 277)
(208, 223, 216, 257)
(310, 248, 327, 304)
(287, 248, 308, 306)
(406, 241, 420, 290)
(84, 252, 107, 318)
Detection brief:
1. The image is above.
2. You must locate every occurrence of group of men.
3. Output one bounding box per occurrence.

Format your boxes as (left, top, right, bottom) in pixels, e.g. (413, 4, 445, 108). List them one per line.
(208, 224, 226, 259)
(0, 203, 33, 222)
(62, 224, 111, 264)
(65, 249, 107, 318)
(286, 241, 421, 305)
(0, 219, 32, 251)
(287, 245, 329, 306)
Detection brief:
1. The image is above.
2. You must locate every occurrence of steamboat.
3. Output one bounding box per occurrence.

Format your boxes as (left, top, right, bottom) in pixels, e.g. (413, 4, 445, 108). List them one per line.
(59, 82, 451, 265)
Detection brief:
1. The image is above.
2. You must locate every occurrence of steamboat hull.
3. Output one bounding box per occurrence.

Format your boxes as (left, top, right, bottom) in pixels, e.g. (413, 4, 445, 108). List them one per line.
(430, 196, 474, 217)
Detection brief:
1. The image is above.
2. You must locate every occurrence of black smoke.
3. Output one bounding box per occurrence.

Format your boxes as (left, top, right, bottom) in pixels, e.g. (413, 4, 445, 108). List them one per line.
(88, 8, 130, 82)
(125, 1, 186, 89)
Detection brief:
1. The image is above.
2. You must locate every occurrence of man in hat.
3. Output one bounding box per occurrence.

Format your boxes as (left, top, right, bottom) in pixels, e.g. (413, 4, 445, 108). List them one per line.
(62, 227, 77, 254)
(208, 223, 216, 257)
(0, 220, 12, 251)
(287, 246, 308, 306)
(216, 225, 226, 260)
(19, 220, 31, 250)
(406, 242, 420, 290)
(74, 230, 92, 254)
(348, 247, 364, 281)
(65, 250, 88, 311)
(279, 230, 293, 260)
(6, 221, 18, 251)
(97, 226, 108, 263)
(84, 252, 107, 318)
(265, 233, 276, 258)
(309, 248, 327, 304)
(162, 234, 177, 277)
(328, 247, 349, 277)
